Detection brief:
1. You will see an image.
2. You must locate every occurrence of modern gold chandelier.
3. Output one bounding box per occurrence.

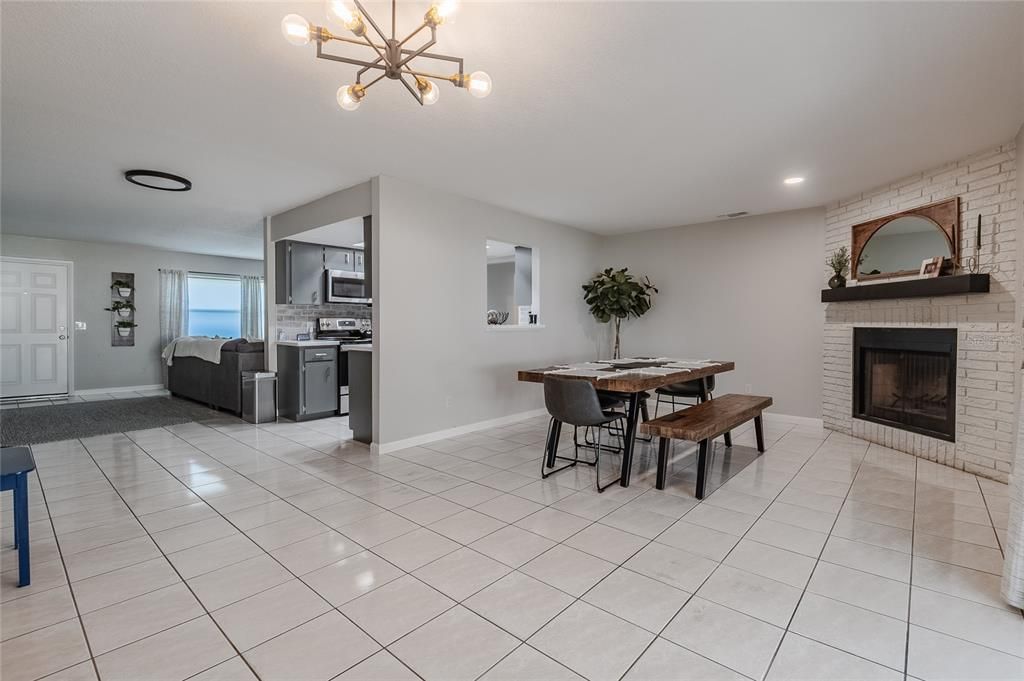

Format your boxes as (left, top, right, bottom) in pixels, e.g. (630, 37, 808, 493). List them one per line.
(281, 0, 492, 111)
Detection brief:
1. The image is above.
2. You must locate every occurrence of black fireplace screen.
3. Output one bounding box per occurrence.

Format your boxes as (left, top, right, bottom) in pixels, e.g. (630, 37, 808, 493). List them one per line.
(853, 328, 956, 442)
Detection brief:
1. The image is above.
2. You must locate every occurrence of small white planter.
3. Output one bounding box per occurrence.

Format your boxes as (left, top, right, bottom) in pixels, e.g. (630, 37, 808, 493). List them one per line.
(116, 287, 132, 298)
(116, 308, 132, 318)
(116, 326, 133, 337)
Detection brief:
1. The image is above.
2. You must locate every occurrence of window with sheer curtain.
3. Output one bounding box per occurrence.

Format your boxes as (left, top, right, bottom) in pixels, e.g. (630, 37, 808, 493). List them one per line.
(186, 273, 264, 339)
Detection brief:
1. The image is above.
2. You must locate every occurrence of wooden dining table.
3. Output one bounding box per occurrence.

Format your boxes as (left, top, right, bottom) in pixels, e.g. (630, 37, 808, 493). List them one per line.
(517, 359, 736, 487)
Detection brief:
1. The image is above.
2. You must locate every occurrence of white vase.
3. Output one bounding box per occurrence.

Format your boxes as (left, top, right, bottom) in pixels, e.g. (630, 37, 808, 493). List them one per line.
(116, 327, 131, 337)
(117, 308, 131, 318)
(117, 287, 132, 297)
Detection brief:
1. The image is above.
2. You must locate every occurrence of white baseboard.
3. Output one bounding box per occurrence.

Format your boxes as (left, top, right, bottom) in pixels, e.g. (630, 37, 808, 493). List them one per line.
(75, 384, 165, 396)
(374, 408, 548, 455)
(765, 412, 824, 429)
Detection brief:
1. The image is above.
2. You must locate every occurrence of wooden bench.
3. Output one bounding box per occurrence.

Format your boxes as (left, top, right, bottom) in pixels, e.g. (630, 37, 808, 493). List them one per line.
(640, 394, 773, 499)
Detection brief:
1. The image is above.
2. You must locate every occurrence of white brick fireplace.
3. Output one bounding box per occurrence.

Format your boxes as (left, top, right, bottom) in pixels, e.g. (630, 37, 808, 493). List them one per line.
(823, 142, 1019, 482)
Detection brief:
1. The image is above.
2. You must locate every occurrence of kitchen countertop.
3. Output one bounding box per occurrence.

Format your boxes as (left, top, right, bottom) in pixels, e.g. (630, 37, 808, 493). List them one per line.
(277, 340, 342, 347)
(341, 344, 373, 352)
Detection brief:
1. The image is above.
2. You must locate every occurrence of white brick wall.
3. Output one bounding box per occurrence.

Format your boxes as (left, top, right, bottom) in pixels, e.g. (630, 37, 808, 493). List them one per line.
(824, 142, 1019, 482)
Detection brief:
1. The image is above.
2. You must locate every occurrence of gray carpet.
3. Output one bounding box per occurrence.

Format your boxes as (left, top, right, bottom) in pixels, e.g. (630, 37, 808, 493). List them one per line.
(1, 396, 224, 446)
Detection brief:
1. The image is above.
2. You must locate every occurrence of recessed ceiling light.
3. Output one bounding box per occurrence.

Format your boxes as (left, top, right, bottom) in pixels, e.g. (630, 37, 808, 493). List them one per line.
(124, 169, 192, 192)
(783, 176, 805, 185)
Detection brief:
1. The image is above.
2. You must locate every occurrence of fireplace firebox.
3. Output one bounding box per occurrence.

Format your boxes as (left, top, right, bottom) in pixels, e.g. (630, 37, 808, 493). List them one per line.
(852, 328, 957, 442)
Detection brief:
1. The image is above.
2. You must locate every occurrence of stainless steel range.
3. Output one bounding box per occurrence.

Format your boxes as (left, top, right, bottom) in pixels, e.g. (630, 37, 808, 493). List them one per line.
(315, 317, 371, 343)
(315, 317, 370, 415)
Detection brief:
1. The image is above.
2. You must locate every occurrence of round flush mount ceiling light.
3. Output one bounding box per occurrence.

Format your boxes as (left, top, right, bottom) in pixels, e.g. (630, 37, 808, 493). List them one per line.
(783, 176, 805, 185)
(124, 170, 192, 192)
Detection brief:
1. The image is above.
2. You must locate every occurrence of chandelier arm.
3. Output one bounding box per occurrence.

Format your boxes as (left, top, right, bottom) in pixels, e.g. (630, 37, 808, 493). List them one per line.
(398, 72, 425, 105)
(361, 34, 390, 65)
(317, 50, 388, 71)
(352, 0, 390, 45)
(356, 55, 386, 81)
(397, 22, 430, 49)
(398, 46, 463, 73)
(397, 29, 437, 68)
(361, 72, 388, 90)
(322, 32, 387, 51)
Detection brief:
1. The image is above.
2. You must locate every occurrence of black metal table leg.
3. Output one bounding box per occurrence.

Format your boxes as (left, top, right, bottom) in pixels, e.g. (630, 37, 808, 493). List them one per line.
(544, 418, 562, 469)
(656, 437, 670, 490)
(754, 414, 765, 452)
(695, 439, 709, 499)
(618, 393, 642, 487)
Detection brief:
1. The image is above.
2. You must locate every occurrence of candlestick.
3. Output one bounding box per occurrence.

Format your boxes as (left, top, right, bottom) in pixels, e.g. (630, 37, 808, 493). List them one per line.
(976, 214, 982, 251)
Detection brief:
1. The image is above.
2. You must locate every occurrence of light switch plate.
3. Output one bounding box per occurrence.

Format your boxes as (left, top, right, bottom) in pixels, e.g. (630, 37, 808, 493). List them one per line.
(75, 321, 87, 330)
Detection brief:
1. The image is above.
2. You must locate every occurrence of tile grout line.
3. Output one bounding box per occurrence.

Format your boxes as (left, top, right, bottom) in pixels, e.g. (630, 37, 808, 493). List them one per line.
(903, 456, 919, 681)
(757, 434, 877, 680)
(70, 434, 264, 681)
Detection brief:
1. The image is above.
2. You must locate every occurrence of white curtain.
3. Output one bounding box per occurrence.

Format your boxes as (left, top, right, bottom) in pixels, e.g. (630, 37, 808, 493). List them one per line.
(240, 275, 265, 340)
(159, 269, 189, 350)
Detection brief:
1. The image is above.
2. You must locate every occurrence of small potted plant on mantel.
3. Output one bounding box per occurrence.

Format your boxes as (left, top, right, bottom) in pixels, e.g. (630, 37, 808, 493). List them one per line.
(115, 320, 137, 337)
(111, 279, 133, 298)
(104, 301, 135, 318)
(826, 246, 851, 289)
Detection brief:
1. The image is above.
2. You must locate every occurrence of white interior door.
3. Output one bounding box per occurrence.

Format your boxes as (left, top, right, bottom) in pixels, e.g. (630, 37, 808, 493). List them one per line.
(0, 258, 70, 398)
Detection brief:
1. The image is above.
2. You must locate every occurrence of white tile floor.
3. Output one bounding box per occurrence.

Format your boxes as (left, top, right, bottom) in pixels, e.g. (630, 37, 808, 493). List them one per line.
(1, 408, 1021, 681)
(1, 389, 171, 409)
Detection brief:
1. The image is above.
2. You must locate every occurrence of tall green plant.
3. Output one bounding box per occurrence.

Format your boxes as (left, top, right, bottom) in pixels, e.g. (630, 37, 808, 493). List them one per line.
(582, 268, 658, 358)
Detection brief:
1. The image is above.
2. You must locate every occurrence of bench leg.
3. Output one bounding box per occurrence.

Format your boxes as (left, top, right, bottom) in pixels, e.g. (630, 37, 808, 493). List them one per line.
(695, 439, 709, 500)
(656, 438, 670, 490)
(12, 483, 19, 550)
(754, 414, 765, 453)
(16, 474, 29, 586)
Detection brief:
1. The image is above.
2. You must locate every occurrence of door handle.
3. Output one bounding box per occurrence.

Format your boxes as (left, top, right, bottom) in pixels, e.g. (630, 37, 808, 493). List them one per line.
(58, 335, 67, 340)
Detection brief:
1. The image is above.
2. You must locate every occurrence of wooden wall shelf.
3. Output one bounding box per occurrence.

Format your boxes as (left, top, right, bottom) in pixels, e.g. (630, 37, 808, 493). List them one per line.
(821, 273, 990, 303)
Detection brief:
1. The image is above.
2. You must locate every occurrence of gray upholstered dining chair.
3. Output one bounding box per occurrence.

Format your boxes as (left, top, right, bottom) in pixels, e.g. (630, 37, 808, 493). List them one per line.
(654, 375, 715, 417)
(542, 376, 626, 492)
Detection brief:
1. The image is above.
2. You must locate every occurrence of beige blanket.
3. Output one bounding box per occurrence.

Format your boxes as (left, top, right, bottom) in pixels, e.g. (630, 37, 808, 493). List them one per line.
(161, 336, 231, 366)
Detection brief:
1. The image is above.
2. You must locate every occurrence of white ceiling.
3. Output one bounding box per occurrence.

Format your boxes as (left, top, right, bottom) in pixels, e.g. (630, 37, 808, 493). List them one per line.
(3, 2, 1023, 259)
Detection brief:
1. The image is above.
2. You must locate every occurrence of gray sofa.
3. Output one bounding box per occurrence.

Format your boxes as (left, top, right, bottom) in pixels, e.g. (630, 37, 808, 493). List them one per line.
(167, 339, 265, 414)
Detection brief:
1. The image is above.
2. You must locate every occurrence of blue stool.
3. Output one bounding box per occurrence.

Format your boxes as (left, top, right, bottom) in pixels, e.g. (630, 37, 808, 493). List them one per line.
(1, 446, 36, 586)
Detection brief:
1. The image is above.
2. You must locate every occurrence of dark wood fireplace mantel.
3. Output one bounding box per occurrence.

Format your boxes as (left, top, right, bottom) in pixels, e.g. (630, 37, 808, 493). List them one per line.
(821, 273, 989, 303)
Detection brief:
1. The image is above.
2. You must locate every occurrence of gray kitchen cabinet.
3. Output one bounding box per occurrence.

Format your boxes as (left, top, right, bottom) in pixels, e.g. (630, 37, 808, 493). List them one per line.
(325, 247, 355, 272)
(353, 249, 365, 273)
(275, 240, 325, 304)
(277, 344, 338, 421)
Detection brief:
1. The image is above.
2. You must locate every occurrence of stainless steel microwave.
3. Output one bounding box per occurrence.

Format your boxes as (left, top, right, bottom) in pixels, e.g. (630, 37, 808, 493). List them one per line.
(325, 270, 371, 304)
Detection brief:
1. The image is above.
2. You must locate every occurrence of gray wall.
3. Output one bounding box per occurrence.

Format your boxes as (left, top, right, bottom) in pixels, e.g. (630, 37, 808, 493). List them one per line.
(486, 261, 514, 313)
(514, 246, 533, 308)
(0, 234, 262, 391)
(597, 208, 826, 419)
(376, 175, 602, 444)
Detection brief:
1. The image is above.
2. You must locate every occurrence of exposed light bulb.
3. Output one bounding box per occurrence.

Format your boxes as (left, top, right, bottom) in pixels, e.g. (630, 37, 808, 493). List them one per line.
(420, 80, 440, 106)
(783, 176, 805, 185)
(467, 71, 492, 98)
(337, 85, 363, 111)
(436, 0, 457, 20)
(325, 0, 365, 34)
(281, 14, 311, 46)
(325, 0, 355, 25)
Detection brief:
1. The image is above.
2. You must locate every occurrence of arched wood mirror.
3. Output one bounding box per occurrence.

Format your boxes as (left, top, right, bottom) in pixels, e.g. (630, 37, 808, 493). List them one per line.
(851, 198, 960, 280)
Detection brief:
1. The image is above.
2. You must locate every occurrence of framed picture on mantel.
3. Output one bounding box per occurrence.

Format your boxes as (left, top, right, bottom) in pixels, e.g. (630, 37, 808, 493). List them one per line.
(919, 257, 942, 278)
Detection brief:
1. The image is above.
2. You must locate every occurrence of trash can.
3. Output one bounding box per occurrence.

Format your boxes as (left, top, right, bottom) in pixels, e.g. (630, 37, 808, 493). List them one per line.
(241, 371, 277, 424)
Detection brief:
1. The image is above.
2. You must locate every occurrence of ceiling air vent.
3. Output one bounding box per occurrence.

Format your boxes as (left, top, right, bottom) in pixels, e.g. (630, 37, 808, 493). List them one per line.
(716, 211, 749, 219)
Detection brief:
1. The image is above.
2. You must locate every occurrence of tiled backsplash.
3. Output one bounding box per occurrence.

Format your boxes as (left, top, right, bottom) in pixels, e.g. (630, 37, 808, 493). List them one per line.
(275, 303, 371, 340)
